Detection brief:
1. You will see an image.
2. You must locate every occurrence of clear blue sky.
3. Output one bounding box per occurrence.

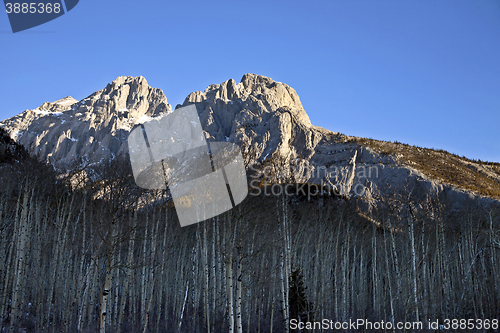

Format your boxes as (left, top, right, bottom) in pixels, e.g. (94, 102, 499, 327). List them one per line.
(1, 0, 499, 162)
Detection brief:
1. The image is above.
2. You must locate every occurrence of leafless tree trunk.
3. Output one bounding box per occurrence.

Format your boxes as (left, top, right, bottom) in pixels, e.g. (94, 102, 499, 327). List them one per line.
(142, 213, 160, 333)
(236, 246, 243, 333)
(203, 221, 211, 333)
(9, 186, 31, 333)
(227, 251, 235, 333)
(383, 225, 395, 329)
(99, 255, 112, 333)
(118, 209, 137, 332)
(408, 205, 419, 321)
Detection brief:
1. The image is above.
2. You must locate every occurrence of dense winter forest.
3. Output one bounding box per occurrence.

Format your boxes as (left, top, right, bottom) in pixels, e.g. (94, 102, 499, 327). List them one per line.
(1, 137, 500, 332)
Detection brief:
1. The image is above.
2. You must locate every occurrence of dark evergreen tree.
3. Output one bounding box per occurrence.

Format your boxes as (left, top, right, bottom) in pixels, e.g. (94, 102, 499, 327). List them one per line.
(289, 264, 314, 330)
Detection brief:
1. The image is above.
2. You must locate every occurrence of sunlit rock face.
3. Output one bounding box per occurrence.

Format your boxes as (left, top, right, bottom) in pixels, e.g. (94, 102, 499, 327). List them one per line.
(1, 74, 499, 213)
(0, 76, 171, 171)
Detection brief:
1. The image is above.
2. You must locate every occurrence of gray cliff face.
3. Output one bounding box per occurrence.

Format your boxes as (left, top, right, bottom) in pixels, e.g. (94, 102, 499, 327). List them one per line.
(0, 76, 171, 170)
(178, 74, 414, 205)
(0, 74, 498, 212)
(182, 74, 315, 163)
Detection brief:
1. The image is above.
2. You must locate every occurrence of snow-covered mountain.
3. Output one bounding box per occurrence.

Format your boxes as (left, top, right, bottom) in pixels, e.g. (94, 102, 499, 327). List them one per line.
(1, 74, 499, 213)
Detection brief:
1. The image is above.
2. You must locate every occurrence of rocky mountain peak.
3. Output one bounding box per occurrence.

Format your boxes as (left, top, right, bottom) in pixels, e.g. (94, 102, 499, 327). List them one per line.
(0, 76, 172, 170)
(183, 74, 310, 129)
(0, 74, 318, 174)
(53, 96, 78, 106)
(1, 74, 499, 214)
(179, 74, 314, 165)
(240, 73, 304, 109)
(37, 96, 78, 114)
(80, 76, 171, 120)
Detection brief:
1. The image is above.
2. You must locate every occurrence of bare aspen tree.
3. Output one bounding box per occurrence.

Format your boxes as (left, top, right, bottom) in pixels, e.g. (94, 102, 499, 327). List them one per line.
(142, 215, 160, 333)
(314, 224, 322, 317)
(156, 205, 169, 331)
(2, 186, 23, 331)
(178, 278, 189, 332)
(389, 218, 402, 317)
(279, 246, 288, 333)
(112, 254, 120, 328)
(79, 260, 94, 331)
(83, 210, 97, 331)
(178, 240, 196, 332)
(50, 194, 75, 333)
(342, 222, 350, 320)
(140, 215, 150, 329)
(358, 247, 365, 317)
(217, 215, 223, 308)
(407, 204, 419, 321)
(9, 186, 31, 333)
(192, 226, 201, 330)
(73, 197, 88, 327)
(270, 249, 277, 333)
(118, 208, 137, 332)
(487, 209, 498, 309)
(61, 204, 82, 330)
(421, 215, 429, 321)
(383, 225, 395, 328)
(227, 244, 235, 333)
(277, 194, 290, 333)
(35, 199, 50, 332)
(48, 196, 69, 333)
(351, 239, 358, 317)
(372, 224, 378, 316)
(236, 245, 243, 333)
(63, 262, 92, 332)
(202, 221, 211, 333)
(212, 216, 218, 323)
(333, 215, 342, 319)
(174, 239, 188, 327)
(99, 249, 113, 333)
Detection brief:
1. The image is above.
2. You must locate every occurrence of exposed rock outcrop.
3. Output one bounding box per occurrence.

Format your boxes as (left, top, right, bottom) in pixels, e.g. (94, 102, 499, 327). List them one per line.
(1, 74, 499, 214)
(182, 74, 315, 164)
(0, 76, 171, 171)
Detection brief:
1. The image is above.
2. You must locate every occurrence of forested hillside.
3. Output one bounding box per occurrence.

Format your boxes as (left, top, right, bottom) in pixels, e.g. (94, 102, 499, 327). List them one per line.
(1, 141, 500, 332)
